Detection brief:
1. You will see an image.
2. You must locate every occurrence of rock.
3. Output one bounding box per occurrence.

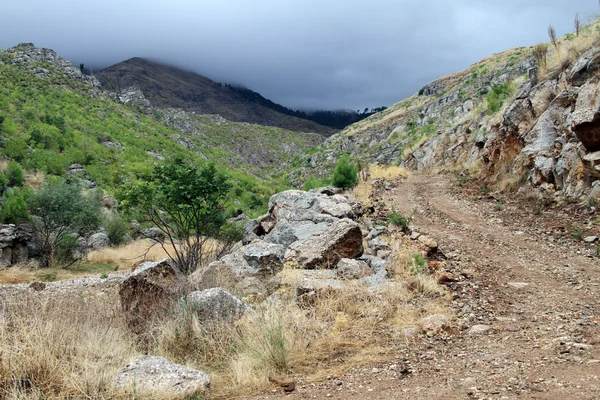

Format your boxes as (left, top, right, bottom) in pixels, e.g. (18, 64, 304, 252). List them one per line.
(119, 259, 184, 334)
(584, 236, 598, 243)
(234, 277, 268, 300)
(369, 237, 390, 252)
(507, 282, 529, 289)
(420, 314, 449, 334)
(0, 224, 31, 267)
(468, 325, 492, 335)
(29, 281, 46, 291)
(572, 80, 600, 152)
(115, 356, 210, 397)
(242, 241, 286, 275)
(436, 271, 457, 283)
(568, 46, 600, 86)
(336, 258, 372, 280)
(185, 288, 250, 321)
(285, 218, 363, 269)
(404, 327, 418, 337)
(117, 86, 153, 114)
(295, 271, 345, 305)
(87, 232, 110, 250)
(417, 235, 438, 251)
(410, 231, 421, 240)
(188, 261, 239, 292)
(141, 227, 166, 240)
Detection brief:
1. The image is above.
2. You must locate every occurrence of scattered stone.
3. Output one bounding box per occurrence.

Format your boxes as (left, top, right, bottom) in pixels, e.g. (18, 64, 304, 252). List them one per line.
(507, 282, 529, 289)
(404, 327, 418, 337)
(234, 277, 268, 300)
(468, 324, 492, 335)
(583, 236, 598, 243)
(115, 355, 210, 397)
(410, 231, 421, 240)
(185, 288, 250, 322)
(418, 235, 438, 250)
(420, 314, 449, 334)
(188, 261, 239, 292)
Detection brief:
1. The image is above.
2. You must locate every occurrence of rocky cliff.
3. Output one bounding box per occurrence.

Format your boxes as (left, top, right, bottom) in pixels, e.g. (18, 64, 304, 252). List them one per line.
(292, 26, 600, 202)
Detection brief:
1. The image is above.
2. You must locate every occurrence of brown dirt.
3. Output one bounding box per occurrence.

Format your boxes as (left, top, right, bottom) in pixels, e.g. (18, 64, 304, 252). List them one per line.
(248, 174, 600, 400)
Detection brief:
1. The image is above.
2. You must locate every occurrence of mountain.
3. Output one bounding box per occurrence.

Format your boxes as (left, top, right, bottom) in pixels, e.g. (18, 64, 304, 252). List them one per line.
(290, 23, 600, 201)
(0, 43, 324, 216)
(96, 57, 338, 135)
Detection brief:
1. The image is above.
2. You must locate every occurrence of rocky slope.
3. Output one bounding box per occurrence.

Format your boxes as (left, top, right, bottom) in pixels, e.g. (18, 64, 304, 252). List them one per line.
(291, 25, 600, 202)
(96, 57, 336, 135)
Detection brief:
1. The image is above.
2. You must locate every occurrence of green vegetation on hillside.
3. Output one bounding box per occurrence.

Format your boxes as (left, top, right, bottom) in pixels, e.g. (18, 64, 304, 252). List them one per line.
(0, 50, 295, 217)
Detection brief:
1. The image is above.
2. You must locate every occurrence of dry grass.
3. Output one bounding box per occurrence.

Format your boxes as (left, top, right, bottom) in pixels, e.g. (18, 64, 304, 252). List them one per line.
(0, 294, 137, 399)
(369, 165, 409, 180)
(0, 232, 449, 399)
(87, 239, 175, 270)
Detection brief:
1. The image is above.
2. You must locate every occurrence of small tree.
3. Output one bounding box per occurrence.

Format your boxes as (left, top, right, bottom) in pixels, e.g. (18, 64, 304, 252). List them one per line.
(121, 159, 236, 275)
(28, 180, 102, 268)
(6, 162, 25, 187)
(331, 156, 359, 189)
(574, 13, 581, 37)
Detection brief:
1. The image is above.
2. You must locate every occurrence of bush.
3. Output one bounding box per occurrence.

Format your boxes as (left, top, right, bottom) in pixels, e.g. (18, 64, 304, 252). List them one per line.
(6, 161, 25, 187)
(0, 174, 7, 195)
(486, 83, 513, 115)
(331, 156, 358, 189)
(103, 214, 130, 246)
(0, 188, 30, 224)
(388, 209, 413, 231)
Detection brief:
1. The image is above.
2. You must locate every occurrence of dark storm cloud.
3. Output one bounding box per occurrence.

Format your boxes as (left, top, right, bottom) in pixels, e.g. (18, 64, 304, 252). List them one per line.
(1, 0, 597, 110)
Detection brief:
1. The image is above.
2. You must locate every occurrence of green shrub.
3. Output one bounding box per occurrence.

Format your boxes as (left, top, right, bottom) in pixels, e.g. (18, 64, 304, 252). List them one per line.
(409, 253, 428, 275)
(570, 227, 584, 241)
(103, 214, 130, 246)
(0, 174, 7, 195)
(486, 83, 513, 115)
(388, 209, 413, 230)
(5, 161, 25, 187)
(0, 188, 30, 224)
(331, 156, 358, 189)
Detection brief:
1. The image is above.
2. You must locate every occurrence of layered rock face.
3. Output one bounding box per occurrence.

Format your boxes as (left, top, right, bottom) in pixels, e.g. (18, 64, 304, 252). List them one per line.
(0, 224, 31, 267)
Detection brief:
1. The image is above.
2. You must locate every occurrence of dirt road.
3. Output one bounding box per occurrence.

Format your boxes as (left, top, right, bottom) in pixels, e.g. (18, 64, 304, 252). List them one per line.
(249, 175, 600, 399)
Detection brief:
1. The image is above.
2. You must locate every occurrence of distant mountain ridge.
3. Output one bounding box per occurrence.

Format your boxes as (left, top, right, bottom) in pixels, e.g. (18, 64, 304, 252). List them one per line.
(97, 58, 338, 135)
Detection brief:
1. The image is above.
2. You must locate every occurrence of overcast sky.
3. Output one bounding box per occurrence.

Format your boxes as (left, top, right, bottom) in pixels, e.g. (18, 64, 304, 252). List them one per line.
(1, 1, 598, 111)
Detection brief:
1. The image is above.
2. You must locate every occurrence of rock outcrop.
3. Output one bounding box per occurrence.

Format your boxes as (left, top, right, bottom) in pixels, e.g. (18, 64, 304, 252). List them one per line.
(185, 288, 249, 322)
(0, 224, 31, 267)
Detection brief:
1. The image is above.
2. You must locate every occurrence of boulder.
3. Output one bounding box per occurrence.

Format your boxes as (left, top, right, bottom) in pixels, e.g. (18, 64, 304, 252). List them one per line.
(336, 258, 372, 280)
(568, 46, 600, 86)
(217, 240, 286, 278)
(285, 218, 363, 269)
(88, 232, 110, 250)
(115, 356, 210, 397)
(572, 80, 600, 152)
(188, 261, 239, 292)
(185, 288, 249, 322)
(119, 259, 184, 334)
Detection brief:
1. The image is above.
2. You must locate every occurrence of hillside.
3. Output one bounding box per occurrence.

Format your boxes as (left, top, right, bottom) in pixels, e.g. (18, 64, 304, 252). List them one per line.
(0, 43, 323, 216)
(96, 57, 337, 135)
(291, 22, 600, 203)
